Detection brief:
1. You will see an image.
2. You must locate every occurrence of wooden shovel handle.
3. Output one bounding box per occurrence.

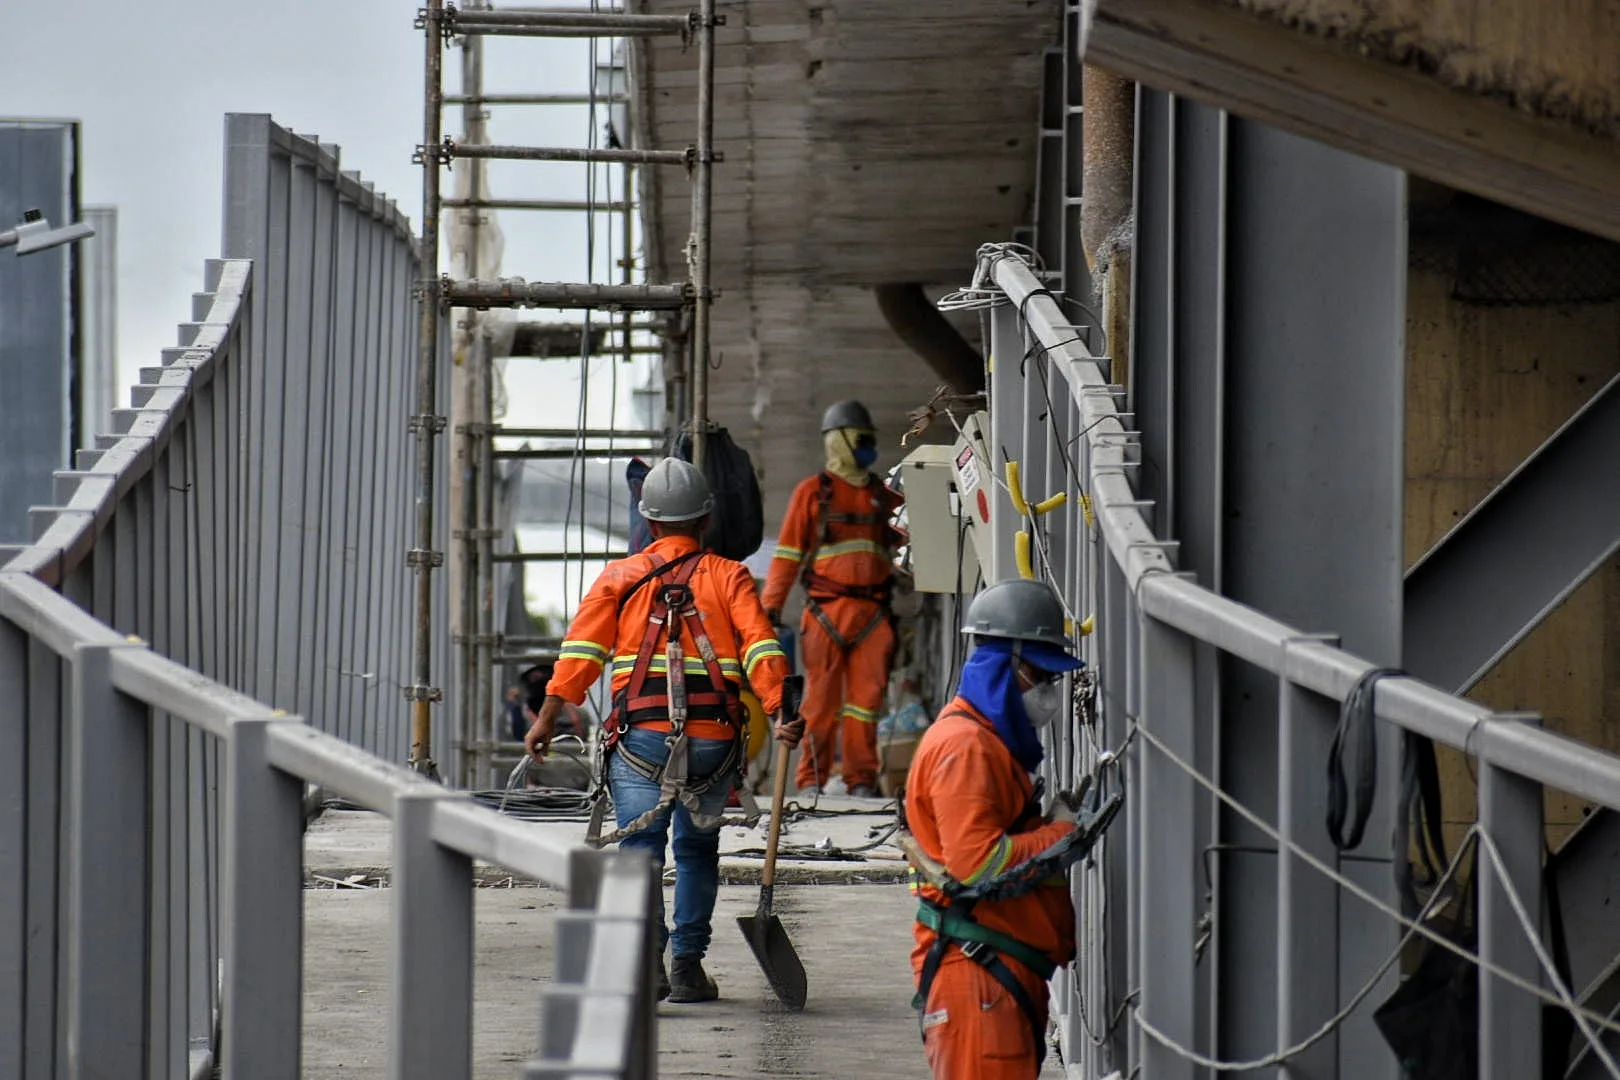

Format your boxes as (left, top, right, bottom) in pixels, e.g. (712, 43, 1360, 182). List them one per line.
(762, 741, 792, 890)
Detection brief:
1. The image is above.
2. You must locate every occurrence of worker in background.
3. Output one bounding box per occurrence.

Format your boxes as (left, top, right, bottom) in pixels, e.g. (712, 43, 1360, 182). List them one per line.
(762, 399, 902, 798)
(525, 458, 802, 1003)
(905, 579, 1086, 1080)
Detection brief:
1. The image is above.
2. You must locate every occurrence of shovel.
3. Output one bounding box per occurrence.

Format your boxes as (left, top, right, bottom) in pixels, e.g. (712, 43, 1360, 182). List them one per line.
(737, 680, 808, 1010)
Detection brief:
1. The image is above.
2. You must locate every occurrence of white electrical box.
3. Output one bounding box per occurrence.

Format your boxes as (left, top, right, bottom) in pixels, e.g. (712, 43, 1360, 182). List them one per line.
(895, 443, 981, 594)
(950, 411, 999, 586)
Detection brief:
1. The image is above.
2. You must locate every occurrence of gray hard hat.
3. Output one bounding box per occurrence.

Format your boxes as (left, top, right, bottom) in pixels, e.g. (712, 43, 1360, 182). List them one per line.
(960, 579, 1070, 649)
(639, 457, 714, 522)
(820, 399, 875, 434)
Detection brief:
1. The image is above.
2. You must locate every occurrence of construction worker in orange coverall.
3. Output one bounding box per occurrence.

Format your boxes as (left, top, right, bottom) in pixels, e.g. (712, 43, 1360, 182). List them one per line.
(525, 457, 802, 1003)
(905, 579, 1095, 1080)
(762, 399, 902, 797)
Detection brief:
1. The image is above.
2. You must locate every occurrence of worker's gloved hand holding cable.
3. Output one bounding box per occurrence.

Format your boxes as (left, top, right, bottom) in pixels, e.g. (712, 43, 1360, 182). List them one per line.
(524, 695, 564, 761)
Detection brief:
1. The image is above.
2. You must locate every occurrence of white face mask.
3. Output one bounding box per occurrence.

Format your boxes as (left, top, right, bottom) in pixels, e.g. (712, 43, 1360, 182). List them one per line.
(1022, 679, 1063, 728)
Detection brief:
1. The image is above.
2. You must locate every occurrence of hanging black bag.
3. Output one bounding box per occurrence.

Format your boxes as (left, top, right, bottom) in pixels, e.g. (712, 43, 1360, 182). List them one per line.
(674, 427, 764, 561)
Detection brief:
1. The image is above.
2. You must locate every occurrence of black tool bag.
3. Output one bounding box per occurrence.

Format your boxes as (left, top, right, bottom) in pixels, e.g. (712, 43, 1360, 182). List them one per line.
(1372, 868, 1574, 1079)
(674, 427, 764, 561)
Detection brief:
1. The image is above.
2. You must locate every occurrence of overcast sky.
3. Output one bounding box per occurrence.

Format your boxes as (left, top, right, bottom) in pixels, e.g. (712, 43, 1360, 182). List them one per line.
(2, 0, 646, 431)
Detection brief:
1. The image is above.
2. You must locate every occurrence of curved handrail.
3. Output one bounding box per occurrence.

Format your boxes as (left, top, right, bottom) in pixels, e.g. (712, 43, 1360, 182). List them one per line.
(986, 247, 1620, 811)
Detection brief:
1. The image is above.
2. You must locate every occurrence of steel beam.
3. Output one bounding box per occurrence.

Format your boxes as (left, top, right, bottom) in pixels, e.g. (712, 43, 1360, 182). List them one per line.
(1404, 372, 1620, 693)
(1087, 0, 1620, 245)
(1218, 118, 1406, 1075)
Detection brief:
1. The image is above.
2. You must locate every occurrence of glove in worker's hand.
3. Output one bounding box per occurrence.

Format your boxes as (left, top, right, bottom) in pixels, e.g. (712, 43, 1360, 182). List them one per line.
(764, 607, 783, 628)
(524, 696, 564, 762)
(1050, 788, 1083, 826)
(772, 708, 805, 748)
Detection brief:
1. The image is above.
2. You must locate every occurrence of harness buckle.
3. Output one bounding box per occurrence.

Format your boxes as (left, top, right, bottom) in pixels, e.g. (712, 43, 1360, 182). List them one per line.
(959, 939, 993, 962)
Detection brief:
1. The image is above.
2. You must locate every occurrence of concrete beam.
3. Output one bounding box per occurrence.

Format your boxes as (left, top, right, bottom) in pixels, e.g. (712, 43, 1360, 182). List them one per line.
(1088, 0, 1620, 243)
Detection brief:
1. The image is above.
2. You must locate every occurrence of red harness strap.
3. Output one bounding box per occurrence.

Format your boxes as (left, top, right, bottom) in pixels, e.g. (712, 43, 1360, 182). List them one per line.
(604, 552, 743, 747)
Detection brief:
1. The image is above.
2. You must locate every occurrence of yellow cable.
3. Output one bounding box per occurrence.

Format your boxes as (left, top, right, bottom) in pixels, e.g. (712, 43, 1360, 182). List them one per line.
(1005, 461, 1030, 515)
(1015, 531, 1034, 579)
(1033, 491, 1068, 515)
(1079, 492, 1095, 528)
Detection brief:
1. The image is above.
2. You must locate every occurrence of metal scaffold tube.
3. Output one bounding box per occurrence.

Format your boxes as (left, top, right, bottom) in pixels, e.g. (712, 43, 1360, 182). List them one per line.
(450, 9, 690, 33)
(409, 0, 447, 778)
(456, 15, 488, 789)
(687, 0, 716, 470)
(442, 278, 690, 310)
(450, 142, 692, 167)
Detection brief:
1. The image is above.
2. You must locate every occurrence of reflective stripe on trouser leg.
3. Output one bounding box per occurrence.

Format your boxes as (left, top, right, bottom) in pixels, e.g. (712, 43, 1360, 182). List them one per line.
(795, 617, 848, 789)
(836, 618, 893, 789)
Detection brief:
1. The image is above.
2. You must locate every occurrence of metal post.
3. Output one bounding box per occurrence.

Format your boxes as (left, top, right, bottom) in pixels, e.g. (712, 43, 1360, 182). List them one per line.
(987, 301, 1024, 583)
(1276, 652, 1342, 1079)
(392, 792, 474, 1080)
(409, 0, 446, 776)
(66, 644, 150, 1079)
(221, 719, 304, 1080)
(475, 333, 496, 788)
(1478, 716, 1545, 1080)
(1136, 615, 1197, 1080)
(0, 614, 25, 1079)
(687, 0, 716, 470)
(456, 18, 487, 789)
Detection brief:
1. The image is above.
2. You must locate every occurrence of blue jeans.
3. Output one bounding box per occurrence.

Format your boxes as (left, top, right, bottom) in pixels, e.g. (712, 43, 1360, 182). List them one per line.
(610, 725, 737, 959)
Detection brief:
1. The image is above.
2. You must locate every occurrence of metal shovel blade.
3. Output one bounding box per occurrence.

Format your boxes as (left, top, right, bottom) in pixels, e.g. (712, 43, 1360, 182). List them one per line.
(737, 907, 807, 1010)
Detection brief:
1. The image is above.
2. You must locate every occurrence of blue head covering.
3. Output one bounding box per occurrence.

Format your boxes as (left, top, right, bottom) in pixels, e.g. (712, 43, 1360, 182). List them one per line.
(956, 637, 1084, 773)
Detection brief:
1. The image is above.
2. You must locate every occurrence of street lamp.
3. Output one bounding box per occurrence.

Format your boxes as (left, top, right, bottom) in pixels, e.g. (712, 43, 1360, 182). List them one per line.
(0, 208, 96, 256)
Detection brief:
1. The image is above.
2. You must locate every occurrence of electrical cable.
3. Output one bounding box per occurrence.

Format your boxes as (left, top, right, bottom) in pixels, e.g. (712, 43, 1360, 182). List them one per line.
(1130, 721, 1620, 1046)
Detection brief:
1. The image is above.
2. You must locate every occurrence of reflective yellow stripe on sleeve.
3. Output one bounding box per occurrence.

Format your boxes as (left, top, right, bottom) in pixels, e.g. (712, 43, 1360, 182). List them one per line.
(744, 640, 787, 675)
(558, 640, 609, 663)
(773, 543, 804, 563)
(962, 835, 1014, 887)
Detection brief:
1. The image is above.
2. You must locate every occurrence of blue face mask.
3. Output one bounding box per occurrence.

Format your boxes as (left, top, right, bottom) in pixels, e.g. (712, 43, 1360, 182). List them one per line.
(852, 434, 878, 470)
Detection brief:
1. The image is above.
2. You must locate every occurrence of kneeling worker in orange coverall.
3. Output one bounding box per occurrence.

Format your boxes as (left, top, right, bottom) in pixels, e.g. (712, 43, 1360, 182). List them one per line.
(762, 399, 902, 797)
(904, 579, 1103, 1080)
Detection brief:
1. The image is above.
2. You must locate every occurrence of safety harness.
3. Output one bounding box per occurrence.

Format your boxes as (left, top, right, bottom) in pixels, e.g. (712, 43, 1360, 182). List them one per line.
(797, 473, 895, 653)
(900, 721, 1125, 1067)
(586, 549, 761, 846)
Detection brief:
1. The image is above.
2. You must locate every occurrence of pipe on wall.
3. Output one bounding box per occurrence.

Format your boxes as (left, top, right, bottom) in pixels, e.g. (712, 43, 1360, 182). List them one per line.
(874, 282, 984, 395)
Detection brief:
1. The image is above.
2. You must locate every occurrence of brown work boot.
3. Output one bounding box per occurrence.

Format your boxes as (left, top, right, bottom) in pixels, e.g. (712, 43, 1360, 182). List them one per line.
(667, 955, 719, 1003)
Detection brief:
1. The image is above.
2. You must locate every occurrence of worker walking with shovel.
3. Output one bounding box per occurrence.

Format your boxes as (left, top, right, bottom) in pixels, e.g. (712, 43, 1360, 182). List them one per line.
(526, 458, 804, 1003)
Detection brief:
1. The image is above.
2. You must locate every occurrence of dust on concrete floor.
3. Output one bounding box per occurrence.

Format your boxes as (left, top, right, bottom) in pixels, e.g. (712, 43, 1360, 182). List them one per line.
(303, 882, 938, 1079)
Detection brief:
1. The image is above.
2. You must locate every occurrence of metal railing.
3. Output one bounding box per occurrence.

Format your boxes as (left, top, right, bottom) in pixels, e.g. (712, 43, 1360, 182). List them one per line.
(0, 120, 657, 1080)
(971, 246, 1620, 1079)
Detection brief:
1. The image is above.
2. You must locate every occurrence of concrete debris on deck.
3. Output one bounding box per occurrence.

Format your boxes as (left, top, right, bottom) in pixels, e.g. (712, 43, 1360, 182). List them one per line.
(304, 794, 909, 889)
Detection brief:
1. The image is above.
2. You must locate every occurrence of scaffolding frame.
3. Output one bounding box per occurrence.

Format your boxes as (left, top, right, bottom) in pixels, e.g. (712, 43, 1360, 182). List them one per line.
(411, 0, 721, 784)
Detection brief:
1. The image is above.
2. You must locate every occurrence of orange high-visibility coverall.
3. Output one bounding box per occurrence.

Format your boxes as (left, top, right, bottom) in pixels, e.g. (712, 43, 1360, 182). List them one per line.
(547, 535, 791, 735)
(762, 472, 901, 791)
(905, 699, 1076, 1080)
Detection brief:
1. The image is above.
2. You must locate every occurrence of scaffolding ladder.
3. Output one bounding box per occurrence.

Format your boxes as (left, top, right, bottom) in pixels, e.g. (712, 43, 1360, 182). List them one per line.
(409, 0, 722, 781)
